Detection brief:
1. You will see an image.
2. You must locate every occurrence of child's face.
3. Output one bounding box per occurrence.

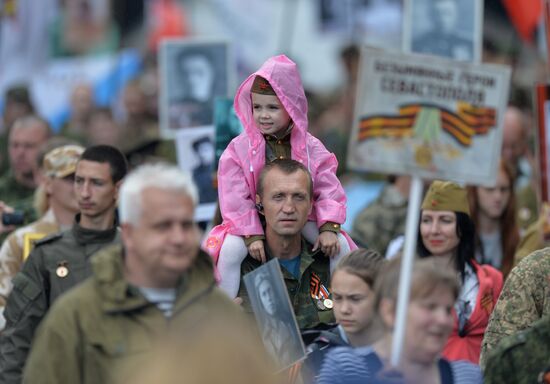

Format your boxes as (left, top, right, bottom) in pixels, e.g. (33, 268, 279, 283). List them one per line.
(251, 93, 291, 136)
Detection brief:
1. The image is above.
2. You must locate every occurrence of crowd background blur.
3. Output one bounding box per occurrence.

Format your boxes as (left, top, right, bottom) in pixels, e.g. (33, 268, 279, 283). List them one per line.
(0, 0, 548, 253)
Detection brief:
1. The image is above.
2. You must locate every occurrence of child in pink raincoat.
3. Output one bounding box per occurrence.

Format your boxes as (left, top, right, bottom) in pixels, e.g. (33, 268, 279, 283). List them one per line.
(204, 55, 356, 298)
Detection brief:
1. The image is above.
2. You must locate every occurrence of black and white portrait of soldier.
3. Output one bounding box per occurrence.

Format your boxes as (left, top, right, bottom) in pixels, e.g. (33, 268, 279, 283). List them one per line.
(191, 135, 217, 204)
(161, 40, 229, 134)
(410, 0, 478, 62)
(244, 261, 305, 370)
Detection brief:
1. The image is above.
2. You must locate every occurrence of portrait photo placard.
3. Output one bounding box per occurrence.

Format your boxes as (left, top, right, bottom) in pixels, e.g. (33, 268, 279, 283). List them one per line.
(159, 38, 233, 139)
(403, 0, 483, 62)
(243, 260, 306, 371)
(348, 47, 511, 186)
(175, 126, 217, 222)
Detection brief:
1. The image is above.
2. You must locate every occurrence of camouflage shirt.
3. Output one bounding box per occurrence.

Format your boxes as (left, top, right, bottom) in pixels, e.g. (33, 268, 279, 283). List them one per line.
(480, 247, 550, 367)
(0, 172, 36, 223)
(484, 316, 550, 384)
(238, 238, 334, 330)
(351, 184, 407, 254)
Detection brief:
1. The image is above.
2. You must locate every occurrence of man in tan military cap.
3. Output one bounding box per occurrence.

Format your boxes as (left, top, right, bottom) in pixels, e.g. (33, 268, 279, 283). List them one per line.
(0, 143, 84, 330)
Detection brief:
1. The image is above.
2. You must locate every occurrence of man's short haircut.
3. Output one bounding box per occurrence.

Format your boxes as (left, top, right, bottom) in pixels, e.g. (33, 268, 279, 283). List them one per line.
(118, 163, 198, 225)
(79, 145, 128, 183)
(256, 159, 313, 198)
(10, 115, 53, 139)
(177, 48, 213, 68)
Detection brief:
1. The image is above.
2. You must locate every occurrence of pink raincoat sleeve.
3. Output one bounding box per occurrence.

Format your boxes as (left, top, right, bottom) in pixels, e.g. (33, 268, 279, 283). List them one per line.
(217, 141, 264, 237)
(308, 136, 347, 227)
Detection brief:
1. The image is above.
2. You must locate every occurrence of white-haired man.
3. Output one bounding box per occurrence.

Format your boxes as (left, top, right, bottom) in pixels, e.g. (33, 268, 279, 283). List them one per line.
(22, 163, 245, 384)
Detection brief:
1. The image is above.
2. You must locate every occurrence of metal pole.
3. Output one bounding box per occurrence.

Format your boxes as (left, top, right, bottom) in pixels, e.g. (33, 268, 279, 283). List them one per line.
(390, 176, 423, 367)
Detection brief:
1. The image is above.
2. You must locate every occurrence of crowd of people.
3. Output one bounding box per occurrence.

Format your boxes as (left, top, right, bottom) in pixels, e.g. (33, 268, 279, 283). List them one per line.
(0, 4, 549, 383)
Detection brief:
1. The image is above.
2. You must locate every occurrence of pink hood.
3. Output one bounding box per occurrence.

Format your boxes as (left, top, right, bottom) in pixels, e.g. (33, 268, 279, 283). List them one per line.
(204, 55, 350, 259)
(234, 54, 309, 155)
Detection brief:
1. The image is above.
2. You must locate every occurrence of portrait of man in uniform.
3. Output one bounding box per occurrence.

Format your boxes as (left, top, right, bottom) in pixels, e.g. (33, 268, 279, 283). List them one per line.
(160, 39, 231, 138)
(190, 135, 217, 204)
(244, 260, 306, 370)
(409, 0, 480, 62)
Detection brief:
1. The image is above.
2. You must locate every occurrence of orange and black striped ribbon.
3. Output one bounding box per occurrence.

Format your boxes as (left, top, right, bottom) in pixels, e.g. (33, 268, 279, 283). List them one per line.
(310, 273, 321, 298)
(357, 102, 496, 147)
(287, 361, 303, 384)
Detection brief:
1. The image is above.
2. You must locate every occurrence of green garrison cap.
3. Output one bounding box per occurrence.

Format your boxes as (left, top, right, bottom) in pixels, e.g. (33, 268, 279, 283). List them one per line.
(421, 180, 470, 216)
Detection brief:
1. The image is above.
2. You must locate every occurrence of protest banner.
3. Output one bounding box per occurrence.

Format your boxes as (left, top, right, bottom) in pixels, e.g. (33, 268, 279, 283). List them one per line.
(244, 260, 306, 372)
(348, 47, 511, 186)
(159, 38, 233, 139)
(348, 46, 511, 366)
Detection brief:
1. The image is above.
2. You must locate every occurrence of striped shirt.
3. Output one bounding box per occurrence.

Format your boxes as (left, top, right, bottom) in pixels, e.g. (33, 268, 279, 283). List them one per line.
(317, 346, 483, 384)
(139, 287, 176, 318)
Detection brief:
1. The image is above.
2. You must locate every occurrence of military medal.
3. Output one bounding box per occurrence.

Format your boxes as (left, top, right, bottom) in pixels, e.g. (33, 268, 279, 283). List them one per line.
(316, 299, 326, 310)
(310, 272, 332, 311)
(56, 261, 69, 278)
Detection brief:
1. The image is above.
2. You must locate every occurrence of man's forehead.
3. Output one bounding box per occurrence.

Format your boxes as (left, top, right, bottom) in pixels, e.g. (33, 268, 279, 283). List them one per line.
(263, 169, 309, 191)
(75, 160, 111, 179)
(10, 125, 48, 141)
(140, 188, 195, 212)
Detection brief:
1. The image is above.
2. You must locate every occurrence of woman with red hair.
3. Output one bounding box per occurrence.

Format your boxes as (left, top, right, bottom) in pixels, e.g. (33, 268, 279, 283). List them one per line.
(468, 160, 520, 279)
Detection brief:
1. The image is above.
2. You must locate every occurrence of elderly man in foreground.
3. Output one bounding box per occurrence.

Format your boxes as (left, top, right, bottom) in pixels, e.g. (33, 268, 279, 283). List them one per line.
(22, 163, 246, 384)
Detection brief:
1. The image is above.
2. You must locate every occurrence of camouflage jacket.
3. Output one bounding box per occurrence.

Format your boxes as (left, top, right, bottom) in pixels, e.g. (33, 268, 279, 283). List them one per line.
(351, 184, 407, 254)
(484, 316, 550, 384)
(480, 247, 550, 367)
(22, 245, 247, 384)
(0, 220, 120, 384)
(238, 238, 334, 330)
(0, 209, 61, 330)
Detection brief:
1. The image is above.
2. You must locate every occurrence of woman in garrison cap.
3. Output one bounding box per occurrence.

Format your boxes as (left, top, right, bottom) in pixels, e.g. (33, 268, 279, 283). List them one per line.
(417, 180, 503, 364)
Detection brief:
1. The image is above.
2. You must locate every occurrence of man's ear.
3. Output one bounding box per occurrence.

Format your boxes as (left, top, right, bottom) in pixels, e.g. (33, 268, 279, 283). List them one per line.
(255, 194, 264, 215)
(113, 180, 123, 203)
(120, 223, 133, 248)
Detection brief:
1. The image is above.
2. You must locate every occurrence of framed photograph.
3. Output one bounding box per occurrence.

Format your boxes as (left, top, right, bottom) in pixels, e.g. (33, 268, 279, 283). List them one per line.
(347, 46, 511, 186)
(175, 127, 217, 222)
(243, 260, 306, 371)
(159, 38, 233, 139)
(403, 0, 483, 62)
